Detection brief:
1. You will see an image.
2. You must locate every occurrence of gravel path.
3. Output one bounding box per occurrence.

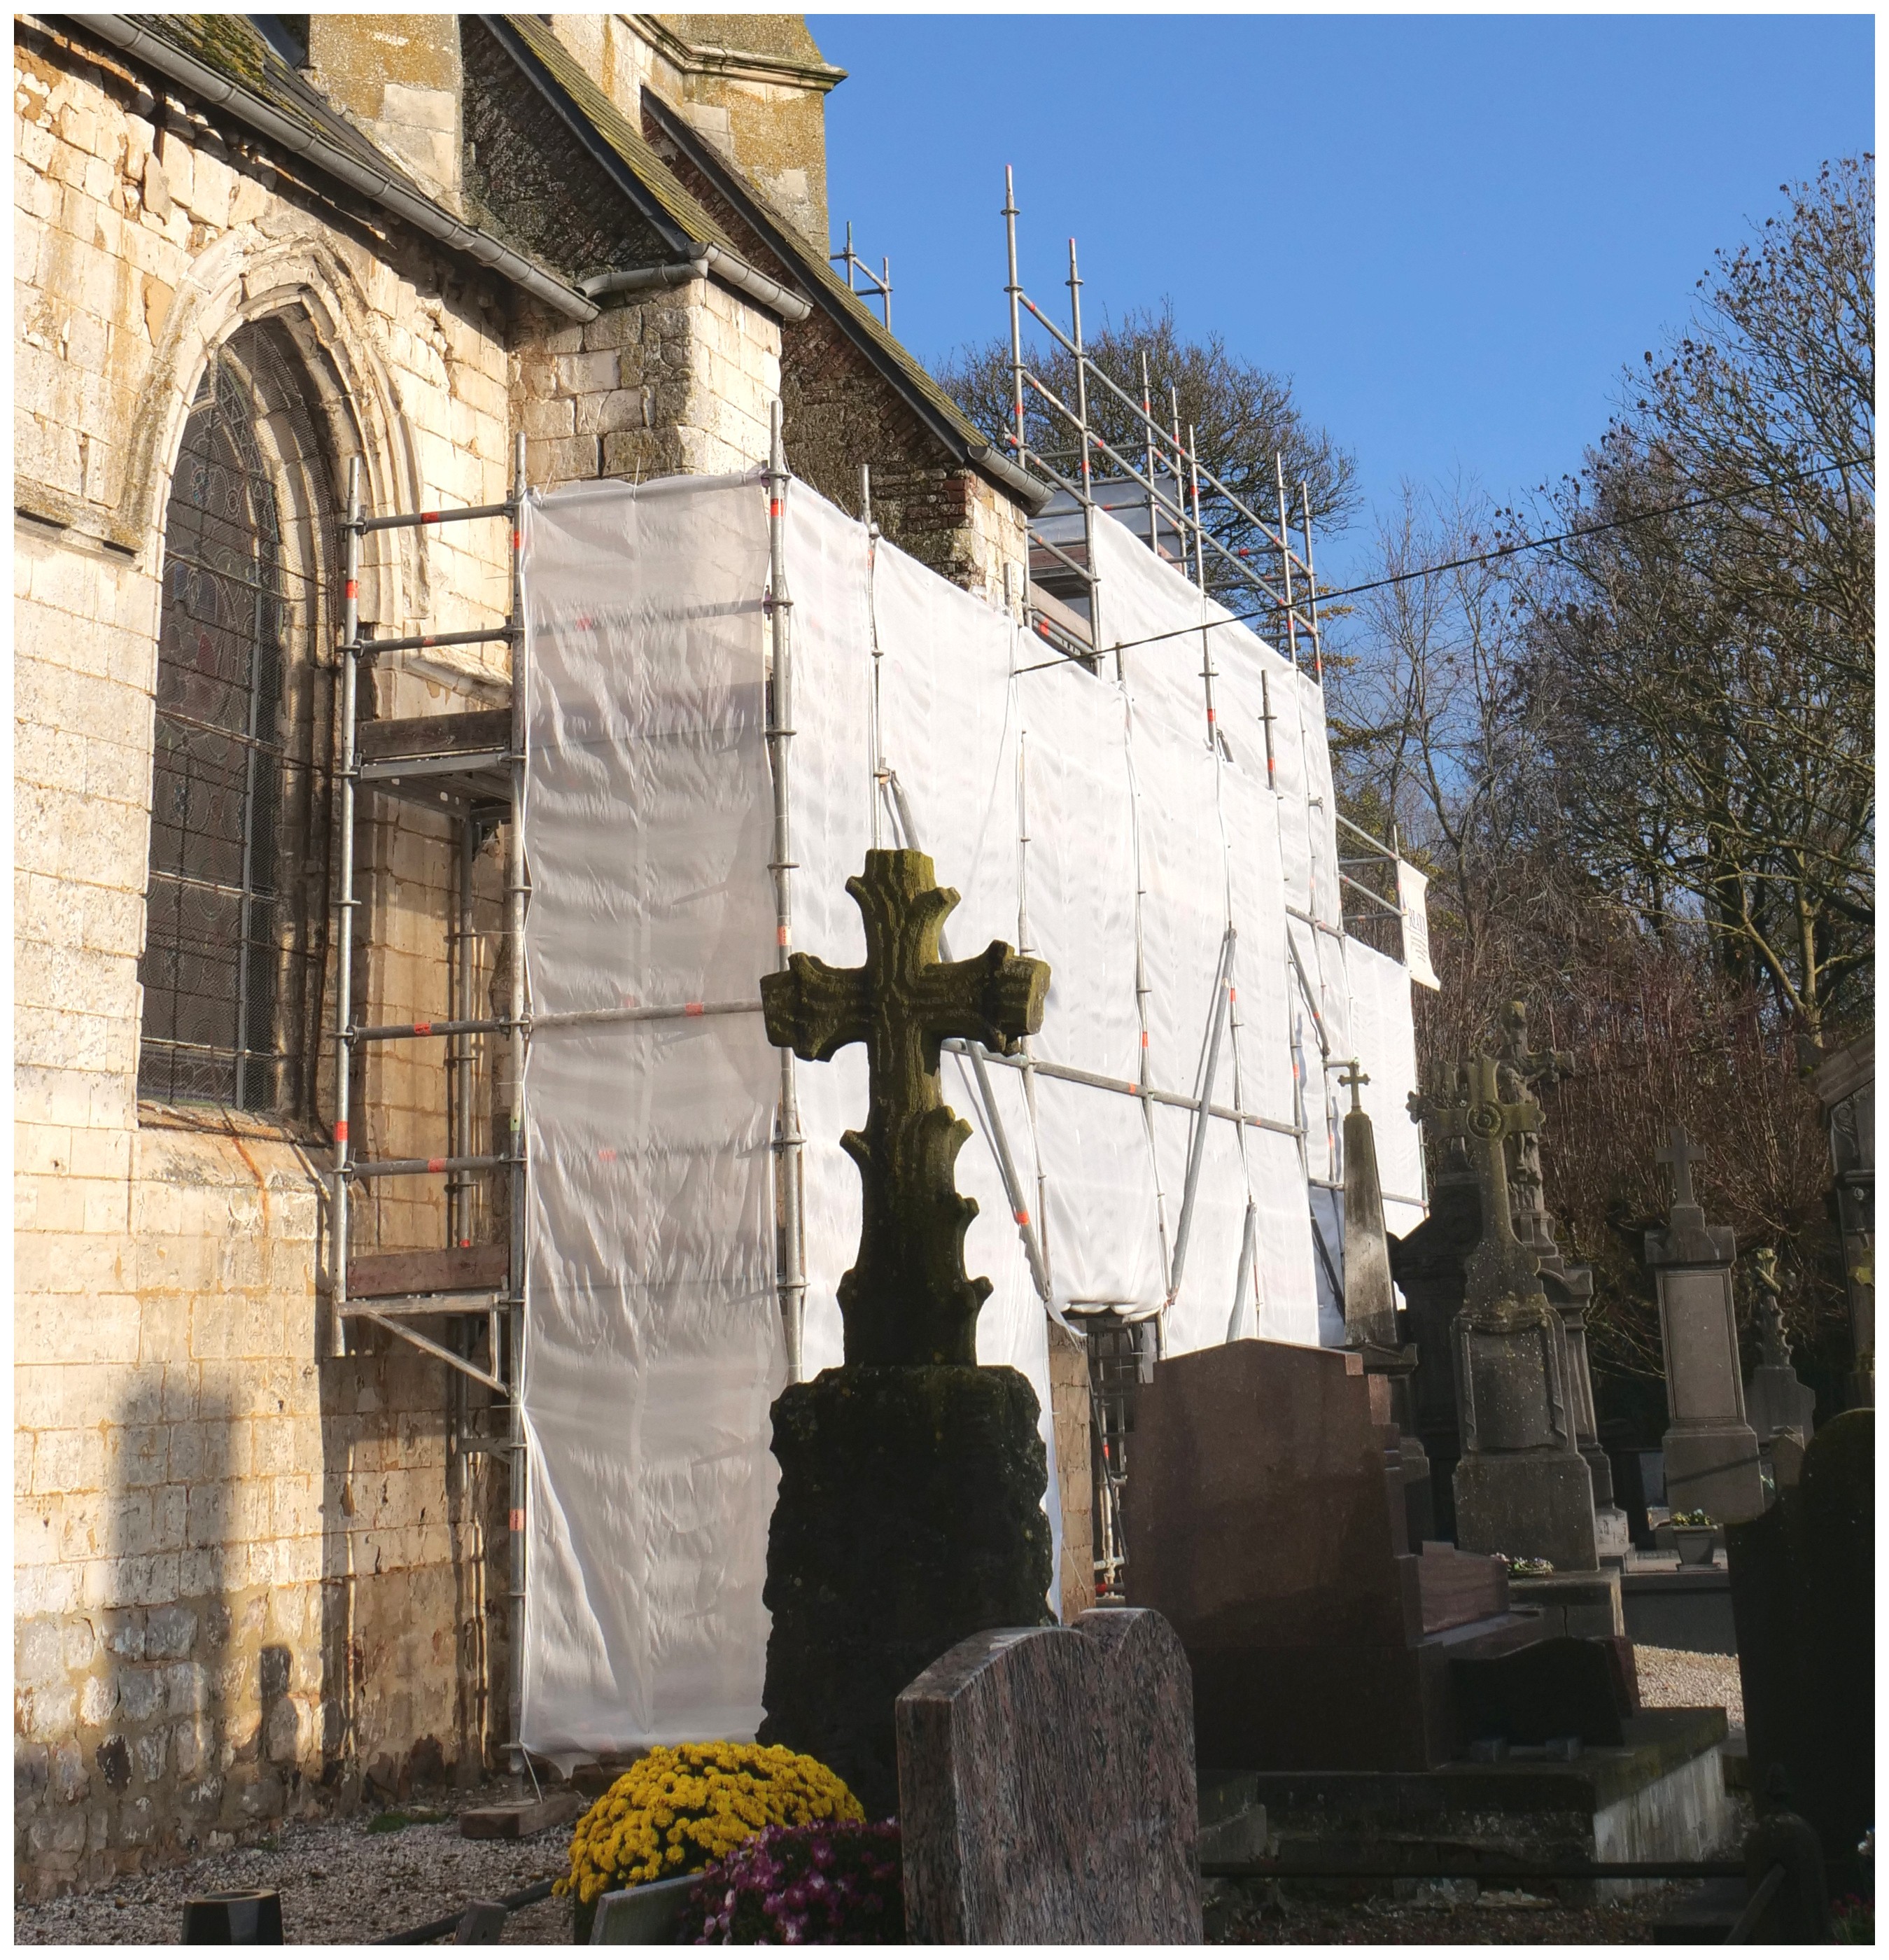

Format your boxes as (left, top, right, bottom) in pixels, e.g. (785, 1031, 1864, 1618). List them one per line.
(1632, 1644, 1743, 1727)
(13, 1646, 1748, 1944)
(13, 1786, 578, 1946)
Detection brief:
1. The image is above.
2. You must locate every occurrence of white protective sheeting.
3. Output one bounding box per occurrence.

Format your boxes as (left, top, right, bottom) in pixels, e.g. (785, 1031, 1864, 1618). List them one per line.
(517, 473, 785, 1762)
(512, 472, 1428, 1754)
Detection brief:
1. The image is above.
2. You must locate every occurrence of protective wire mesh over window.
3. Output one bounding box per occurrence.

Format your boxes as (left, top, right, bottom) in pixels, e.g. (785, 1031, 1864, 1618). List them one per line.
(139, 320, 336, 1114)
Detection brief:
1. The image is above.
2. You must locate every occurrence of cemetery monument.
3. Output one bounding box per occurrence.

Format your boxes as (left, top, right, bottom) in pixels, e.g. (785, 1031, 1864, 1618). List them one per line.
(756, 850, 1055, 1818)
(1645, 1125, 1765, 1525)
(1408, 1055, 1603, 1581)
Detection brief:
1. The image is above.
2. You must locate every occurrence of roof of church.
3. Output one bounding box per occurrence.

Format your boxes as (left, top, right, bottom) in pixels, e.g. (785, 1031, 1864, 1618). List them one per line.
(486, 15, 739, 261)
(635, 78, 1046, 510)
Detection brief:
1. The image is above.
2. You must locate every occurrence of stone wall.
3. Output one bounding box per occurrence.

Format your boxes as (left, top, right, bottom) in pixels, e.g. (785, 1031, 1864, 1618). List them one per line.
(13, 20, 516, 1896)
(516, 276, 782, 491)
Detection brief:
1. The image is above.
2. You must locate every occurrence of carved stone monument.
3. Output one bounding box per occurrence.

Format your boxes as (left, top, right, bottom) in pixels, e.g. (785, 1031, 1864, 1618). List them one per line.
(757, 850, 1055, 1816)
(1645, 1125, 1765, 1525)
(1410, 1057, 1602, 1578)
(1340, 1059, 1433, 1545)
(1745, 1247, 1818, 1454)
(1495, 1002, 1630, 1557)
(896, 1610, 1201, 1942)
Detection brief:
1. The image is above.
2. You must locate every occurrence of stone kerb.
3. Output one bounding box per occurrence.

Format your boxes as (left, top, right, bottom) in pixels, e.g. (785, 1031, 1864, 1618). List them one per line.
(895, 1609, 1202, 1945)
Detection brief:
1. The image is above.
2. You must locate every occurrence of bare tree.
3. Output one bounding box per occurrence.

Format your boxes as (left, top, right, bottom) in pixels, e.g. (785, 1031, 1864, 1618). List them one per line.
(1517, 156, 1875, 1035)
(938, 301, 1358, 604)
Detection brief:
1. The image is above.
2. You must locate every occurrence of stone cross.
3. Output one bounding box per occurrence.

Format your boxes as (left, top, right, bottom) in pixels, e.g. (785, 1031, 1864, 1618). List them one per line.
(1657, 1124, 1703, 1214)
(1409, 1055, 1543, 1308)
(762, 848, 1050, 1366)
(1497, 1001, 1573, 1236)
(1340, 1058, 1369, 1113)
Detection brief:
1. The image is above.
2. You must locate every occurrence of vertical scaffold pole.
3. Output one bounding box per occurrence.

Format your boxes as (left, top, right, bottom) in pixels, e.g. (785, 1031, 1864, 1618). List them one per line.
(329, 456, 363, 1362)
(504, 430, 528, 1779)
(1140, 351, 1160, 560)
(1300, 477, 1324, 685)
(1276, 453, 1299, 670)
(451, 816, 475, 1250)
(1003, 168, 1025, 465)
(767, 404, 807, 1383)
(1170, 388, 1190, 585)
(1068, 238, 1099, 645)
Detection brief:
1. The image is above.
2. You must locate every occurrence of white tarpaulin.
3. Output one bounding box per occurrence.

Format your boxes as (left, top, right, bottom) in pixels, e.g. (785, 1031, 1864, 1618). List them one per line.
(514, 470, 1425, 1757)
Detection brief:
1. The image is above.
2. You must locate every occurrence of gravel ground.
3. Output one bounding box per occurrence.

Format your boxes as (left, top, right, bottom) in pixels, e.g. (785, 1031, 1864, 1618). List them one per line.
(13, 1646, 1747, 1945)
(13, 1784, 579, 1946)
(1631, 1644, 1743, 1727)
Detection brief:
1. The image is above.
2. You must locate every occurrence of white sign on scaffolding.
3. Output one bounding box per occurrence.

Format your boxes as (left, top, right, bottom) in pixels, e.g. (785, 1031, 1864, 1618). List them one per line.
(1398, 860, 1440, 990)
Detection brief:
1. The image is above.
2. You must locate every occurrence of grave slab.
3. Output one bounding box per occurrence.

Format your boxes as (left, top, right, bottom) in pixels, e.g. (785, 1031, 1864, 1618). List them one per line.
(895, 1608, 1201, 1943)
(1247, 1707, 1734, 1899)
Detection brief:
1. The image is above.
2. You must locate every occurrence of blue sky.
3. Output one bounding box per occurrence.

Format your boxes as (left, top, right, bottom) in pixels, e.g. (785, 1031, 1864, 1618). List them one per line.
(808, 13, 1874, 583)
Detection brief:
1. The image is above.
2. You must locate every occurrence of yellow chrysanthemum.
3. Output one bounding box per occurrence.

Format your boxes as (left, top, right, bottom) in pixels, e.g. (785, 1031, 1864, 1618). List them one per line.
(554, 1741, 864, 1904)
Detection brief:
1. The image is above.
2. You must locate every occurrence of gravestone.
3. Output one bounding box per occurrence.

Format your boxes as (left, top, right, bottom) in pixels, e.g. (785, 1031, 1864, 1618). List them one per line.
(1496, 1004, 1630, 1556)
(1410, 1057, 1601, 1577)
(1645, 1126, 1764, 1525)
(895, 1609, 1201, 1942)
(757, 850, 1055, 1816)
(1744, 1247, 1817, 1452)
(1126, 1337, 1533, 1772)
(1727, 1410, 1874, 1894)
(1339, 1059, 1433, 1546)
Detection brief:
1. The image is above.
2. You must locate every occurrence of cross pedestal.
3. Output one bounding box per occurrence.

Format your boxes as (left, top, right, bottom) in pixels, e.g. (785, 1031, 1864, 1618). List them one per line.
(1646, 1126, 1765, 1525)
(756, 851, 1055, 1815)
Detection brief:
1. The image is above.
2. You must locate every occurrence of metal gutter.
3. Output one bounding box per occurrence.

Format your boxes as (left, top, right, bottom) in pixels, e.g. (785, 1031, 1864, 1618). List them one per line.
(71, 14, 598, 322)
(580, 244, 812, 323)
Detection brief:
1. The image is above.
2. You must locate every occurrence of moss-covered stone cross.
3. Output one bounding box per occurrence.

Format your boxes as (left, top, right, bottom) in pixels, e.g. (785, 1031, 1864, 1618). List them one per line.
(762, 849, 1051, 1366)
(1409, 1054, 1545, 1309)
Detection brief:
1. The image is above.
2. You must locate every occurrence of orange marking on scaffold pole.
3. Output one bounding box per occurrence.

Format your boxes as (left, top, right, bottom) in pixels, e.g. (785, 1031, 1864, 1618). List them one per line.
(684, 1002, 704, 1017)
(333, 1119, 349, 1143)
(344, 580, 359, 599)
(1013, 1209, 1030, 1227)
(509, 1509, 525, 1532)
(426, 1157, 447, 1174)
(421, 510, 440, 524)
(413, 1021, 433, 1035)
(778, 925, 789, 946)
(768, 499, 783, 519)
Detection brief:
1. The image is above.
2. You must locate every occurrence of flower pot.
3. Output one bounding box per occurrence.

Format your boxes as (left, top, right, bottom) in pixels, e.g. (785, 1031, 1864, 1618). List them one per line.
(1673, 1525, 1717, 1567)
(575, 1871, 699, 1945)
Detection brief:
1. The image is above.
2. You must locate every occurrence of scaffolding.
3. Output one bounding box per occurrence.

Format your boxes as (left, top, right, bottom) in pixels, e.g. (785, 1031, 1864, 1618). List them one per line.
(328, 435, 531, 1773)
(1000, 167, 1326, 674)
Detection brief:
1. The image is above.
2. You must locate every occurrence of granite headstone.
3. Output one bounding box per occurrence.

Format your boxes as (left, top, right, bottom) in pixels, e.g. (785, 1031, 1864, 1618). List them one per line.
(1126, 1338, 1533, 1772)
(895, 1609, 1201, 1943)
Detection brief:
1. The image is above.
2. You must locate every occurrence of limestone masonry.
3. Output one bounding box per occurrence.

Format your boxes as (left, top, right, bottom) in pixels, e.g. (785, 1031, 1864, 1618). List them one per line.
(13, 11, 1034, 1896)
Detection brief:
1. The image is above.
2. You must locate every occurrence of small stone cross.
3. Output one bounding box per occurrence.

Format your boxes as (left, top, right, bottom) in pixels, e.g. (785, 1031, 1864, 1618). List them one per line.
(1339, 1058, 1369, 1114)
(1657, 1124, 1703, 1214)
(1498, 1000, 1574, 1093)
(762, 849, 1050, 1366)
(1410, 1054, 1544, 1305)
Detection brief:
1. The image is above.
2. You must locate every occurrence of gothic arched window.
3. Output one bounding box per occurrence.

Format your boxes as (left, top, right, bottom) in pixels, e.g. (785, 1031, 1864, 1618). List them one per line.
(139, 319, 337, 1116)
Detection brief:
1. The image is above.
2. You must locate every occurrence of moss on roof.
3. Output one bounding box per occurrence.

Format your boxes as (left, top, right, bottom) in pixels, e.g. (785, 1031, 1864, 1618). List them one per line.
(131, 15, 436, 199)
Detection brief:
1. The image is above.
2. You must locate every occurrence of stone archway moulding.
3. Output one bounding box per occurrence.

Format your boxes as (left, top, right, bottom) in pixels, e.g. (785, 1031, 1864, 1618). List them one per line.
(114, 217, 427, 629)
